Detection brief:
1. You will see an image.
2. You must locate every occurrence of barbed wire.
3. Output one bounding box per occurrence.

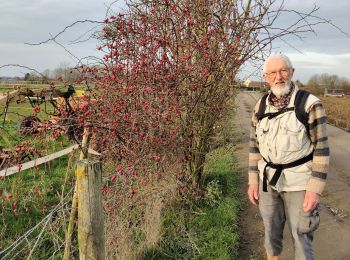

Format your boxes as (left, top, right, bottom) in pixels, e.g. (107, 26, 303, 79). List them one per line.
(0, 187, 74, 259)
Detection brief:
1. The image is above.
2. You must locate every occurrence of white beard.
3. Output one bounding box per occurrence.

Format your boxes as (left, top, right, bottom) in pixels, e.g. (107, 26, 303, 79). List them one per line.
(271, 84, 291, 97)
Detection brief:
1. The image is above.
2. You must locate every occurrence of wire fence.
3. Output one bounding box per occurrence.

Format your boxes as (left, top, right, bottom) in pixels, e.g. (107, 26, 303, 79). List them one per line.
(0, 93, 106, 258)
(0, 125, 79, 260)
(0, 188, 75, 260)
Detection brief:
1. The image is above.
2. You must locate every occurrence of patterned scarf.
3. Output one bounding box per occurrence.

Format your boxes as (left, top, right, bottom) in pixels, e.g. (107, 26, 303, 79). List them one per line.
(268, 83, 295, 111)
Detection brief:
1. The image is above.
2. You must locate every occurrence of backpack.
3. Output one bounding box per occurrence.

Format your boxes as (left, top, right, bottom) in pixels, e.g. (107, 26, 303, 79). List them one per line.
(255, 89, 311, 132)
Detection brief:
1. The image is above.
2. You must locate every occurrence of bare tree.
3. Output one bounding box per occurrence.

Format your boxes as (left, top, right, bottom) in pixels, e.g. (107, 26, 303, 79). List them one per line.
(307, 73, 350, 94)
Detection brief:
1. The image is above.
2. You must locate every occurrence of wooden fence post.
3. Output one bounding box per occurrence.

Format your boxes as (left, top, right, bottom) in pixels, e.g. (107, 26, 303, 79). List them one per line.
(77, 159, 105, 260)
(63, 127, 92, 260)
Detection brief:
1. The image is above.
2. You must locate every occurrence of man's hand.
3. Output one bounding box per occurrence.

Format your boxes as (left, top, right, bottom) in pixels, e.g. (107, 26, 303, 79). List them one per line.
(303, 191, 320, 212)
(247, 184, 259, 206)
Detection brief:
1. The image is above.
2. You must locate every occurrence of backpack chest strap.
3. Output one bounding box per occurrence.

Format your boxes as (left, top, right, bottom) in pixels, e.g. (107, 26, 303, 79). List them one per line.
(255, 89, 310, 130)
(257, 107, 294, 121)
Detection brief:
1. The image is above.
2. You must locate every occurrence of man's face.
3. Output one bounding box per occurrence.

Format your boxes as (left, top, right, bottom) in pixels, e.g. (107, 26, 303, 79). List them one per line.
(264, 58, 294, 96)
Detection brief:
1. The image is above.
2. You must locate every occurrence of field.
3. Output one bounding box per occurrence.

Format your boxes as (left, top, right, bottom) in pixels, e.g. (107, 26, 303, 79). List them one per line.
(0, 81, 66, 93)
(320, 96, 350, 131)
(0, 81, 87, 128)
(0, 84, 79, 259)
(0, 128, 75, 259)
(0, 81, 86, 94)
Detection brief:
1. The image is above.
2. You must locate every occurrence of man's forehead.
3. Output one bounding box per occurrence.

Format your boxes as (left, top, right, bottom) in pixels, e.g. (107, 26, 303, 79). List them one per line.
(265, 58, 288, 69)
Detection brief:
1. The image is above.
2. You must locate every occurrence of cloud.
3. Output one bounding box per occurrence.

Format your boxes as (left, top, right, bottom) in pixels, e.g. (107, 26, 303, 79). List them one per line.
(0, 0, 125, 76)
(1, 0, 350, 82)
(0, 1, 105, 43)
(286, 52, 350, 82)
(268, 0, 350, 54)
(258, 0, 350, 82)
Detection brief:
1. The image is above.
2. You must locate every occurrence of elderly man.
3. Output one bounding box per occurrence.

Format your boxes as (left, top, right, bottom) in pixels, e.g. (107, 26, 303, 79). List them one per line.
(247, 53, 330, 260)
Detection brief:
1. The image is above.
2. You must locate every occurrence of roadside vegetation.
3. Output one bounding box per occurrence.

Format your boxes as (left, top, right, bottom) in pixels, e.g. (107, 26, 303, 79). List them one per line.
(141, 98, 242, 259)
(144, 145, 241, 259)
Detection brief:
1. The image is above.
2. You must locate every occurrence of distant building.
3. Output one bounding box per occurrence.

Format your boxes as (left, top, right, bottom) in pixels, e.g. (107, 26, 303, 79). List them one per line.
(324, 88, 345, 97)
(242, 80, 268, 91)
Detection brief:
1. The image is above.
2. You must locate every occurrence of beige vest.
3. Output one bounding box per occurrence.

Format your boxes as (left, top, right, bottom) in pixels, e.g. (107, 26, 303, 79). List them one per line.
(256, 86, 319, 191)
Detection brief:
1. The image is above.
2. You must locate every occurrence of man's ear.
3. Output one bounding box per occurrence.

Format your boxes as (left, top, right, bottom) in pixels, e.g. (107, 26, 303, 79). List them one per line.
(263, 73, 267, 82)
(290, 68, 295, 78)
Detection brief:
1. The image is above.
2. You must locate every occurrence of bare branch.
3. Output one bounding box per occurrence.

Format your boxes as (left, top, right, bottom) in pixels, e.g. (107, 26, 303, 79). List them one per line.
(52, 38, 80, 63)
(0, 64, 45, 77)
(68, 25, 101, 45)
(281, 5, 350, 37)
(24, 20, 104, 46)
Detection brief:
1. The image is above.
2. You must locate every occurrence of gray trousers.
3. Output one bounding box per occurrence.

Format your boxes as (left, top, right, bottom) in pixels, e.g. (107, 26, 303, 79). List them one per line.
(259, 185, 320, 260)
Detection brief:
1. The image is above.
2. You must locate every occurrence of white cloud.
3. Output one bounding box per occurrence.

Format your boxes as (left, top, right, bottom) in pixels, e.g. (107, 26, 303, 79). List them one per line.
(1, 0, 350, 82)
(0, 0, 125, 77)
(286, 52, 350, 82)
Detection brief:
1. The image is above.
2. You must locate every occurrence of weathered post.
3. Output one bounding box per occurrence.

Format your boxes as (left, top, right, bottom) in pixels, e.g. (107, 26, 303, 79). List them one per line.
(77, 159, 105, 260)
(64, 126, 104, 260)
(2, 93, 10, 126)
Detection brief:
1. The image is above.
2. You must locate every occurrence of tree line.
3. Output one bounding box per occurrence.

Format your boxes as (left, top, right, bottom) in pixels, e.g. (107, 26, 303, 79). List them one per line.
(297, 73, 350, 95)
(21, 68, 350, 98)
(21, 62, 81, 83)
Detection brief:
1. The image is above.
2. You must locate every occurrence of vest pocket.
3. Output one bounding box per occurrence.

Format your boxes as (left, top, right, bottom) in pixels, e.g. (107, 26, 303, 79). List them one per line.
(256, 122, 269, 145)
(279, 124, 305, 152)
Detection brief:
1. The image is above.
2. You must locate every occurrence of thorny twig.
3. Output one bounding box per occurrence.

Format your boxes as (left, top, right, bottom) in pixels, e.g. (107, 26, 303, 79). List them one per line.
(24, 20, 104, 46)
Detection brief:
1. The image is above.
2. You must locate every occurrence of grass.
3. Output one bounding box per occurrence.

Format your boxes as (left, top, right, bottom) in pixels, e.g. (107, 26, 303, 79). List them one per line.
(0, 82, 85, 258)
(142, 98, 241, 260)
(144, 145, 241, 259)
(0, 151, 76, 259)
(0, 120, 76, 259)
(0, 153, 75, 256)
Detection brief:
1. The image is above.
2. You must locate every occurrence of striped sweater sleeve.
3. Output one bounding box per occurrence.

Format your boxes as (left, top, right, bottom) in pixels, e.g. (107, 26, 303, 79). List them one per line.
(306, 101, 330, 194)
(248, 100, 262, 185)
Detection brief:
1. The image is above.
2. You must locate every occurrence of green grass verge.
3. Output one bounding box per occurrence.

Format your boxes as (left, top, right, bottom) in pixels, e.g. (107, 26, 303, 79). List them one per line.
(0, 153, 75, 237)
(144, 146, 241, 259)
(0, 155, 76, 259)
(0, 127, 76, 258)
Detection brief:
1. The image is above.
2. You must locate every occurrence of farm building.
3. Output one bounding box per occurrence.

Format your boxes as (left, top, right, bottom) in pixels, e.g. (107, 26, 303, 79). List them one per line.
(324, 88, 347, 97)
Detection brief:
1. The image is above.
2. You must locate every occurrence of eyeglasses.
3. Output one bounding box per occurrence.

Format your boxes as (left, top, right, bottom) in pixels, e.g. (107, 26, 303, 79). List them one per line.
(264, 68, 291, 79)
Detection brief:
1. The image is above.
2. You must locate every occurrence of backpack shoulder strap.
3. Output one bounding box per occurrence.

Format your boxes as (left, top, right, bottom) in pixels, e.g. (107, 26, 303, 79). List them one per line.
(256, 93, 269, 121)
(294, 89, 310, 129)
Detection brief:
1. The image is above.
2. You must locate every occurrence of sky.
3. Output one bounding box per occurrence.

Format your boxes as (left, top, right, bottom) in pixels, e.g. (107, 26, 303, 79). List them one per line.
(242, 0, 350, 82)
(0, 0, 349, 83)
(0, 0, 125, 77)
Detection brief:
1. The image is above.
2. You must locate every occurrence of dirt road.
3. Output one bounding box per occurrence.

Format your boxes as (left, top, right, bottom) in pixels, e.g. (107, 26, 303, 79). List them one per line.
(234, 91, 350, 260)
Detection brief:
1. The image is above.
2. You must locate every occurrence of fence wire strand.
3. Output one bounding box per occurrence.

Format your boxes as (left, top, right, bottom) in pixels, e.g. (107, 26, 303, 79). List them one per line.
(0, 188, 74, 259)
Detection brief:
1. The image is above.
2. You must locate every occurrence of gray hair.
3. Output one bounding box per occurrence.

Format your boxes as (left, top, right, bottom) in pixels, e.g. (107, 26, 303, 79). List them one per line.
(263, 53, 293, 73)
